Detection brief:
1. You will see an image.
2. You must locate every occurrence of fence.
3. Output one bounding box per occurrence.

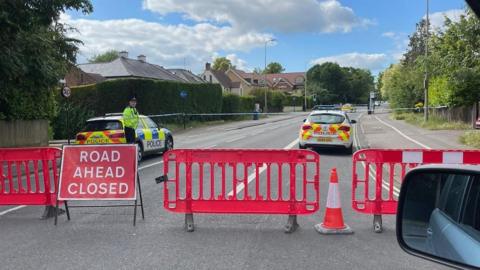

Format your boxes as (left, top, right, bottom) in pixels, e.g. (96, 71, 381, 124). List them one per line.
(352, 148, 480, 233)
(162, 149, 320, 232)
(0, 147, 62, 207)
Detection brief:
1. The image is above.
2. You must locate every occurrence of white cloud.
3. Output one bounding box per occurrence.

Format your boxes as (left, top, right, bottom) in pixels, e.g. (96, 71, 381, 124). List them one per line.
(143, 0, 372, 33)
(427, 9, 465, 30)
(226, 54, 249, 71)
(61, 15, 272, 72)
(311, 52, 388, 71)
(382, 32, 396, 38)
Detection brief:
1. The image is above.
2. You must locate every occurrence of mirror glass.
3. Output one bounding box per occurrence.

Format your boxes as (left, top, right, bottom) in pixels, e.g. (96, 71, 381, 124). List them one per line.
(401, 171, 480, 268)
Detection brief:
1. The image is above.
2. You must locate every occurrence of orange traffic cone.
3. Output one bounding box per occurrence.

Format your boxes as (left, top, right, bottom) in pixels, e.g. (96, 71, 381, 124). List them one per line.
(315, 168, 353, 234)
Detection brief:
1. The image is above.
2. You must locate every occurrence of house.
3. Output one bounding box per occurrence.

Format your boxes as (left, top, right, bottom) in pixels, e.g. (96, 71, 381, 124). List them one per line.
(168, 69, 205, 83)
(201, 62, 305, 96)
(74, 51, 183, 84)
(201, 63, 237, 93)
(65, 66, 105, 87)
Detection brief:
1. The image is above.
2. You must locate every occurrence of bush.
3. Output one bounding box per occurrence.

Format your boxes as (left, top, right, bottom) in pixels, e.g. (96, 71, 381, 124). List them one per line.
(249, 88, 286, 112)
(221, 94, 256, 120)
(460, 131, 480, 149)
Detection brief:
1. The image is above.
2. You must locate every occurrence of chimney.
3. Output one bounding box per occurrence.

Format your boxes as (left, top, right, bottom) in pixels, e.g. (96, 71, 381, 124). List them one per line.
(137, 54, 146, 62)
(205, 62, 211, 70)
(119, 51, 128, 58)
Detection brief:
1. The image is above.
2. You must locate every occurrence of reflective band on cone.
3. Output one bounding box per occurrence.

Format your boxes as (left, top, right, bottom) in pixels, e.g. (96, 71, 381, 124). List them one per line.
(315, 168, 353, 235)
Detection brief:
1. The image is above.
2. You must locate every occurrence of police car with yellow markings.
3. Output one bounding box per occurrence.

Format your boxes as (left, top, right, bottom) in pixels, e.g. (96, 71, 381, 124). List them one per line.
(299, 110, 356, 154)
(75, 113, 173, 161)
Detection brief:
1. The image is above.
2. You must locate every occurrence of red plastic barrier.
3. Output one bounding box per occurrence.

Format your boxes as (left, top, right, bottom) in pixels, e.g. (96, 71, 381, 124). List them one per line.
(0, 147, 62, 206)
(163, 149, 320, 232)
(352, 149, 480, 232)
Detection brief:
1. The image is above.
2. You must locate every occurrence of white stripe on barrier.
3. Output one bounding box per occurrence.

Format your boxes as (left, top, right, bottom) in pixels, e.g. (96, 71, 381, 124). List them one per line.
(402, 151, 423, 164)
(443, 152, 463, 164)
(326, 183, 341, 209)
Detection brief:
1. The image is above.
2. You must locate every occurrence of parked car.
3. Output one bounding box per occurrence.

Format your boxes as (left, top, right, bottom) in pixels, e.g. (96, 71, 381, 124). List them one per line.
(75, 114, 174, 161)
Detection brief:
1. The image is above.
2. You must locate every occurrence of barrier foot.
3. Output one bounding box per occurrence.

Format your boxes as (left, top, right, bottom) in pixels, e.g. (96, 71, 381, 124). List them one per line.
(41, 206, 64, 220)
(284, 215, 299, 233)
(314, 223, 353, 235)
(185, 214, 194, 232)
(373, 215, 383, 233)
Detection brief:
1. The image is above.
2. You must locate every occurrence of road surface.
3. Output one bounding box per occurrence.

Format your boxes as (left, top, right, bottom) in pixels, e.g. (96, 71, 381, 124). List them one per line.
(0, 110, 448, 270)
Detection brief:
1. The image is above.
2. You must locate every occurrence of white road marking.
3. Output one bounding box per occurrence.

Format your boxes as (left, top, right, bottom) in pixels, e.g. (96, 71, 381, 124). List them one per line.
(139, 161, 164, 170)
(0, 205, 26, 216)
(224, 136, 246, 143)
(354, 114, 400, 197)
(228, 138, 300, 196)
(374, 116, 432, 149)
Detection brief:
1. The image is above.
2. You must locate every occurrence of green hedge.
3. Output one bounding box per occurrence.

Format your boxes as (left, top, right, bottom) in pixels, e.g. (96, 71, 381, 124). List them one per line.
(221, 94, 256, 120)
(53, 79, 223, 139)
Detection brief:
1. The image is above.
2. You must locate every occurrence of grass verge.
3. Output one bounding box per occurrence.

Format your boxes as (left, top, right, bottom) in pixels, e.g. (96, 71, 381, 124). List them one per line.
(460, 131, 480, 149)
(391, 112, 471, 130)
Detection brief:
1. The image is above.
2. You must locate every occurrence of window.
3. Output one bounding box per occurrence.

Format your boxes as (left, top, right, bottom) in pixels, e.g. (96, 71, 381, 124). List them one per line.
(462, 177, 480, 231)
(308, 114, 345, 124)
(136, 119, 145, 129)
(439, 174, 470, 221)
(203, 75, 206, 80)
(295, 77, 304, 84)
(144, 117, 158, 129)
(83, 120, 122, 131)
(209, 75, 212, 83)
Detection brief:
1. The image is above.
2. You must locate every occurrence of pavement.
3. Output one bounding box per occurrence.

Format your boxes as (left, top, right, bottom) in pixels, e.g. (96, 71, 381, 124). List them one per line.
(0, 109, 456, 270)
(359, 110, 471, 150)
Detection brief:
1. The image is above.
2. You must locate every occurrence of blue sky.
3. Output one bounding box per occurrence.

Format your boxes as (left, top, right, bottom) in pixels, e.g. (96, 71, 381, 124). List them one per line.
(66, 0, 467, 75)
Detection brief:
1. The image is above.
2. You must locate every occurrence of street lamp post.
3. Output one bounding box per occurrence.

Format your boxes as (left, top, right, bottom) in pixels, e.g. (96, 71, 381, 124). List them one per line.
(424, 0, 430, 121)
(264, 38, 276, 113)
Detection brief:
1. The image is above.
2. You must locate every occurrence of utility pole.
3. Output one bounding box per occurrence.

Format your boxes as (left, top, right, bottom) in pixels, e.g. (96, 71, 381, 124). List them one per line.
(264, 38, 276, 113)
(424, 0, 429, 121)
(304, 69, 308, 111)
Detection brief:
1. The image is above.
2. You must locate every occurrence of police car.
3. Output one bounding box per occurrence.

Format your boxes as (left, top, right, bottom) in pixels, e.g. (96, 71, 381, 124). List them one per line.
(75, 114, 173, 161)
(299, 110, 356, 154)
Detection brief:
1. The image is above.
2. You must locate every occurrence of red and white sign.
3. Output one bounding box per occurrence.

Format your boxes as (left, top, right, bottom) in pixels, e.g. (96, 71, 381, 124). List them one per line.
(58, 145, 137, 200)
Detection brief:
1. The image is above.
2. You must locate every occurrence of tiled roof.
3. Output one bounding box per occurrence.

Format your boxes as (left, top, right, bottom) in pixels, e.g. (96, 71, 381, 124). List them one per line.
(211, 69, 234, 88)
(78, 57, 181, 81)
(168, 69, 206, 83)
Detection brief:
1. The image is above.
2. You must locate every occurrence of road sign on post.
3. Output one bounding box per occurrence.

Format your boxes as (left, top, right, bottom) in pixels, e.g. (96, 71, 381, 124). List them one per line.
(180, 90, 188, 129)
(57, 144, 144, 225)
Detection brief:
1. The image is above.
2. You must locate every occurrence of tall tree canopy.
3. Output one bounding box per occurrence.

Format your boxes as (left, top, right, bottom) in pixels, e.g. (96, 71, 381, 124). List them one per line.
(306, 62, 373, 104)
(212, 57, 234, 72)
(380, 9, 480, 108)
(89, 50, 119, 63)
(0, 0, 93, 120)
(263, 62, 285, 74)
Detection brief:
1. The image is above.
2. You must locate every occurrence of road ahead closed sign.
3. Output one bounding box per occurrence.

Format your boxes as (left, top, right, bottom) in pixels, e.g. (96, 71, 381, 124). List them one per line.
(59, 145, 137, 200)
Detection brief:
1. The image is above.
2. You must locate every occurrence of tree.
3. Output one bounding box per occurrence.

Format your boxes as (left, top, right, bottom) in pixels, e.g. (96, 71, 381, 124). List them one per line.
(306, 62, 373, 104)
(89, 50, 119, 63)
(263, 62, 285, 74)
(380, 64, 424, 108)
(212, 57, 234, 71)
(403, 19, 428, 66)
(0, 0, 93, 120)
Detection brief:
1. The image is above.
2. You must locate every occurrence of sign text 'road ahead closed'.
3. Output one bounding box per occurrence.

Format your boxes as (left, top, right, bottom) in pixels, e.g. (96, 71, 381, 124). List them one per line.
(58, 145, 137, 200)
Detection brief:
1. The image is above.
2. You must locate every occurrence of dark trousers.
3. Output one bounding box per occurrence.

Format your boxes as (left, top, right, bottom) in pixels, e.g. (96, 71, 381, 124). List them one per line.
(125, 127, 136, 144)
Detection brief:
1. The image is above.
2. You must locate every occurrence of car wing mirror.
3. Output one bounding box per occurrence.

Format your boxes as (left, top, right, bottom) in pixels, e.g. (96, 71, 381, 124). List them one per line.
(396, 166, 480, 269)
(350, 119, 357, 124)
(303, 119, 307, 122)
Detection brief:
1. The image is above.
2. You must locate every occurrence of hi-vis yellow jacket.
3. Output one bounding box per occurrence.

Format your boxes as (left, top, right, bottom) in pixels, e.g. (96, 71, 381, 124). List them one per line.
(123, 106, 139, 129)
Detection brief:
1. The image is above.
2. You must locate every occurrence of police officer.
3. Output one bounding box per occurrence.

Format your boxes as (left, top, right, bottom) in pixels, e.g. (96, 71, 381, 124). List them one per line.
(123, 97, 139, 144)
